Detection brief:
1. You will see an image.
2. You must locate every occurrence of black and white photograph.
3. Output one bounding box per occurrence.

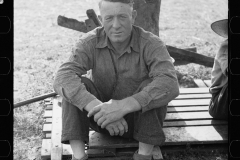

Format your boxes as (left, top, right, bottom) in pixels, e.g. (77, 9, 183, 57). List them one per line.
(14, 0, 228, 159)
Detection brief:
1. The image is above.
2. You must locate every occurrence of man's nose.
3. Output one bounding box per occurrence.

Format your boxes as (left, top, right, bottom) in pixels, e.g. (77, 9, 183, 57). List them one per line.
(112, 17, 121, 29)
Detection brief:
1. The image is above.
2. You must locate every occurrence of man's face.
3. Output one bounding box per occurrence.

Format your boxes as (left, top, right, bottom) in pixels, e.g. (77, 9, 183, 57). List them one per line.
(99, 1, 136, 44)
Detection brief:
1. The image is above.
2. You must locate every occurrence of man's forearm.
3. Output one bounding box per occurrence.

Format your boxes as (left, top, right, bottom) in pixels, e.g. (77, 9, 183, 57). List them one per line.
(121, 97, 142, 115)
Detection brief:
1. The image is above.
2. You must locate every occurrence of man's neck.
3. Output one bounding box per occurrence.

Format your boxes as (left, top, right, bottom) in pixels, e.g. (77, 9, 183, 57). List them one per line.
(110, 36, 131, 55)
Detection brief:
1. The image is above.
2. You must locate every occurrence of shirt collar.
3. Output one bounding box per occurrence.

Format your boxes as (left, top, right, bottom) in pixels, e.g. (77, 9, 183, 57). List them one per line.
(96, 26, 140, 53)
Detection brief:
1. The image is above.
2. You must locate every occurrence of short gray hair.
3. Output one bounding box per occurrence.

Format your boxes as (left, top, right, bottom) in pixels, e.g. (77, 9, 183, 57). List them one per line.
(98, 0, 134, 9)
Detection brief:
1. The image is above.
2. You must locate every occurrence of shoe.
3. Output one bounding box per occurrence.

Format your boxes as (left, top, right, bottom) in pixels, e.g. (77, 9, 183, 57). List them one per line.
(72, 154, 88, 160)
(132, 150, 153, 160)
(133, 146, 164, 160)
(152, 146, 163, 160)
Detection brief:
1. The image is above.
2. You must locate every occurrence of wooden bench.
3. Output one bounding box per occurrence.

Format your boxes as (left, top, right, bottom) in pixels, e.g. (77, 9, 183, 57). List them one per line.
(41, 79, 228, 160)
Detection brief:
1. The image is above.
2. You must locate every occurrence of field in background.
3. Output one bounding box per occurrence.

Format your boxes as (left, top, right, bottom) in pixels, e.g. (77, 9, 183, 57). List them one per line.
(14, 0, 228, 159)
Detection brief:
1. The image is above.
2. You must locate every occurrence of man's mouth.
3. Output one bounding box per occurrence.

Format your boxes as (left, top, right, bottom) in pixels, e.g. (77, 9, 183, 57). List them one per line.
(112, 32, 122, 35)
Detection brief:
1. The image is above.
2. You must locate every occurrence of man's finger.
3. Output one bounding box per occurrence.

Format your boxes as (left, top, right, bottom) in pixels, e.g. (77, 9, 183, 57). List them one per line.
(107, 127, 114, 136)
(94, 112, 103, 122)
(101, 119, 111, 128)
(121, 119, 128, 132)
(88, 106, 101, 117)
(118, 124, 124, 136)
(97, 116, 106, 126)
(112, 126, 119, 136)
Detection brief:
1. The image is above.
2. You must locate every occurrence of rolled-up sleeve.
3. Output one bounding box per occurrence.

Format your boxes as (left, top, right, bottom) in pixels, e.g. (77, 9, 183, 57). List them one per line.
(132, 42, 180, 113)
(53, 41, 97, 111)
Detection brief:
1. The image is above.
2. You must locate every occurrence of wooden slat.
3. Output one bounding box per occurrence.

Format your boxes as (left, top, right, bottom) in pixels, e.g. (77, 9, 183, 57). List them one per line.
(44, 119, 227, 134)
(204, 80, 212, 87)
(175, 93, 211, 99)
(62, 144, 73, 155)
(43, 111, 213, 134)
(43, 110, 52, 118)
(45, 118, 52, 123)
(169, 99, 210, 106)
(44, 106, 209, 124)
(193, 79, 208, 88)
(88, 125, 227, 149)
(43, 124, 52, 132)
(163, 120, 227, 127)
(165, 111, 212, 121)
(167, 106, 209, 112)
(179, 88, 209, 94)
(164, 125, 228, 145)
(41, 139, 51, 159)
(46, 105, 53, 110)
(51, 96, 63, 160)
(46, 133, 51, 139)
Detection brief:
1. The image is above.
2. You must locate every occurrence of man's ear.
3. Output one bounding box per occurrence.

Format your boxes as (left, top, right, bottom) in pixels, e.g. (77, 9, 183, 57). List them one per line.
(132, 10, 137, 24)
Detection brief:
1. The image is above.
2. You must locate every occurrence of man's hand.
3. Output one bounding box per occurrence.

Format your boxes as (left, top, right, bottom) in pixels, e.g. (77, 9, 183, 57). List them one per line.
(106, 118, 128, 136)
(87, 97, 141, 128)
(87, 99, 126, 128)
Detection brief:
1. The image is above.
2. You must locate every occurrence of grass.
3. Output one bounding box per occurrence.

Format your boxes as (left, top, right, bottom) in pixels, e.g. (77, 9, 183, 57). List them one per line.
(14, 0, 228, 159)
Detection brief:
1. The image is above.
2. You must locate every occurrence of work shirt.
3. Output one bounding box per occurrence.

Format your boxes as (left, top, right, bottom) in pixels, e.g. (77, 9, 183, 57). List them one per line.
(53, 25, 179, 113)
(210, 39, 228, 94)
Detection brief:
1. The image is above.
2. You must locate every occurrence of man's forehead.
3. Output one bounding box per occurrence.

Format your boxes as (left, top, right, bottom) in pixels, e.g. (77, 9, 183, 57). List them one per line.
(101, 0, 134, 4)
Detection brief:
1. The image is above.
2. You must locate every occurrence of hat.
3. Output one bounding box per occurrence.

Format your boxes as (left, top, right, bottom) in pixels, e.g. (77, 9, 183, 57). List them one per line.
(211, 19, 228, 38)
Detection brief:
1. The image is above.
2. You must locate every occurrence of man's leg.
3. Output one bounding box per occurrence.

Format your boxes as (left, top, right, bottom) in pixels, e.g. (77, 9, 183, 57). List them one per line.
(133, 104, 167, 156)
(61, 77, 104, 159)
(120, 79, 167, 159)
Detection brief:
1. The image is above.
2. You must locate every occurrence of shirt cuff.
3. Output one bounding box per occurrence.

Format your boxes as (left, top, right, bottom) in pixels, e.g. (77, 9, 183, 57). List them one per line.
(59, 86, 97, 111)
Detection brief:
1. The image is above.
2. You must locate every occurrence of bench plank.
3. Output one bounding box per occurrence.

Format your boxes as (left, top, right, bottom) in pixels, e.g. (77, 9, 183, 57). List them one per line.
(41, 139, 51, 159)
(166, 111, 212, 121)
(43, 110, 52, 118)
(43, 123, 52, 132)
(88, 125, 227, 149)
(42, 119, 227, 135)
(43, 105, 210, 121)
(169, 99, 210, 106)
(46, 105, 53, 110)
(175, 93, 211, 99)
(167, 106, 208, 112)
(163, 120, 227, 127)
(179, 88, 209, 94)
(50, 96, 63, 160)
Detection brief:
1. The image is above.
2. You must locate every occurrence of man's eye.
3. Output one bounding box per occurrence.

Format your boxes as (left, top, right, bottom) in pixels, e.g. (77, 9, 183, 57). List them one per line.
(105, 17, 112, 21)
(120, 15, 127, 19)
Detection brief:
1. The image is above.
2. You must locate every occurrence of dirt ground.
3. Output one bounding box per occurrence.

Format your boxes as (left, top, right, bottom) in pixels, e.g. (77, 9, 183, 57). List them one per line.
(14, 0, 228, 159)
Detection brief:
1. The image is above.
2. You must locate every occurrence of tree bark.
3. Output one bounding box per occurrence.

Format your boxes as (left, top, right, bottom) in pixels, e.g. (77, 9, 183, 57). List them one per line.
(133, 0, 161, 36)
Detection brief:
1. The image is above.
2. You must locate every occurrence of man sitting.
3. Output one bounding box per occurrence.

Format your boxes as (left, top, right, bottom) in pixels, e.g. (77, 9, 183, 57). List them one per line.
(209, 19, 228, 120)
(53, 0, 179, 159)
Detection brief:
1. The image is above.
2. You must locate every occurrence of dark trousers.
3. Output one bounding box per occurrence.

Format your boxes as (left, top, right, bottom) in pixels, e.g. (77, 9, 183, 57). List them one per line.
(61, 77, 167, 146)
(209, 83, 228, 120)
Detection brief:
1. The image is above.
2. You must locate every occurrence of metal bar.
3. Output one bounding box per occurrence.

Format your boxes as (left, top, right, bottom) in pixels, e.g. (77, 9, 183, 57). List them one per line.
(14, 92, 57, 108)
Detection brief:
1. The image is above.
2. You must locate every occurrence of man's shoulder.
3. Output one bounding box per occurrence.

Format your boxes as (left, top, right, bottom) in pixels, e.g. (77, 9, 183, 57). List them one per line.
(133, 25, 165, 46)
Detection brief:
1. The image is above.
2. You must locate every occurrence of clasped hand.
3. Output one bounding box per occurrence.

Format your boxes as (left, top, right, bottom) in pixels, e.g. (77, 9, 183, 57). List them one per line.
(87, 99, 126, 129)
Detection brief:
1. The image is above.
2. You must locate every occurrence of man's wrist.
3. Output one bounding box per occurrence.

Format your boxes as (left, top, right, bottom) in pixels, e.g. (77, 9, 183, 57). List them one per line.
(84, 99, 102, 112)
(121, 97, 141, 114)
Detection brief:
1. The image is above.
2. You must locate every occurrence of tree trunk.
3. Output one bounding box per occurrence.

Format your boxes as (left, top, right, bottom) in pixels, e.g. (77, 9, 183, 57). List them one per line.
(133, 0, 161, 36)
